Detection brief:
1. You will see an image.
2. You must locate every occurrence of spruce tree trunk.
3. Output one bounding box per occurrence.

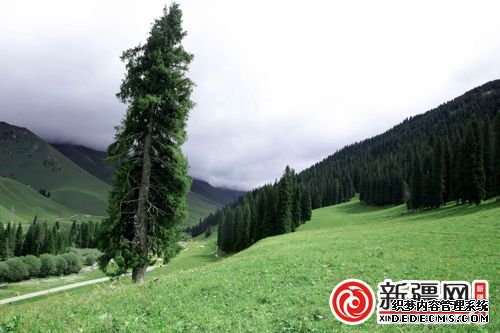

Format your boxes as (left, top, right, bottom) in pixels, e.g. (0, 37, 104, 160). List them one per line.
(133, 120, 153, 283)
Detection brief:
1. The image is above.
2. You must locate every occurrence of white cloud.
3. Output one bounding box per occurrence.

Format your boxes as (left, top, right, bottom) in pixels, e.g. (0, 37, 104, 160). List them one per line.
(1, 0, 500, 190)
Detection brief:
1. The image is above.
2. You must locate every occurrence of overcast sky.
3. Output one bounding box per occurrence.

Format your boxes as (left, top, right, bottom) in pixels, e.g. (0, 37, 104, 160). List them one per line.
(1, 1, 500, 190)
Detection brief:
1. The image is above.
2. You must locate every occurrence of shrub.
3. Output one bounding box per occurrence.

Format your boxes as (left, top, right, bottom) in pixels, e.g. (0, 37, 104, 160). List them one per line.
(22, 255, 42, 277)
(205, 226, 212, 238)
(55, 255, 68, 275)
(39, 254, 57, 277)
(62, 253, 82, 274)
(6, 258, 30, 282)
(0, 262, 9, 283)
(84, 254, 97, 266)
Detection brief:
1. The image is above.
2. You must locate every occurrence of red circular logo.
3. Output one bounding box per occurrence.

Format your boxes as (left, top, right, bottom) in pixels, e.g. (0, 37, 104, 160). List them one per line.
(329, 279, 375, 325)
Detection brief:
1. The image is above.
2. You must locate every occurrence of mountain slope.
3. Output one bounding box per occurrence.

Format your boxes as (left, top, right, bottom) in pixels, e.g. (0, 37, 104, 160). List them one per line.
(215, 187, 246, 202)
(0, 122, 109, 216)
(299, 79, 500, 207)
(189, 178, 239, 206)
(50, 143, 114, 184)
(191, 79, 500, 250)
(51, 143, 244, 226)
(2, 199, 498, 331)
(0, 176, 75, 224)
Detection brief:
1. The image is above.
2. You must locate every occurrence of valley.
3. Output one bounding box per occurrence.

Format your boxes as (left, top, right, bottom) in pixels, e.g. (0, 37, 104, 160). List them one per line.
(1, 198, 497, 332)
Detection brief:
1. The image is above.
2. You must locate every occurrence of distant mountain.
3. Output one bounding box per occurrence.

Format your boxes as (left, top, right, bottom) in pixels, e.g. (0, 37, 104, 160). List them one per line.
(0, 122, 109, 216)
(215, 187, 246, 202)
(50, 142, 245, 226)
(0, 123, 244, 225)
(51, 143, 114, 184)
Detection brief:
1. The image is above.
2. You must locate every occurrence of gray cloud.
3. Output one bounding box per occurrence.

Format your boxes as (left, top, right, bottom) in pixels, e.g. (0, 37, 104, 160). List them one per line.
(2, 0, 500, 190)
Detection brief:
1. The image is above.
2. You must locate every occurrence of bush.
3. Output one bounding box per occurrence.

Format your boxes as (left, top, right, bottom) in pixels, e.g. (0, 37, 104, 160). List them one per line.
(62, 253, 82, 274)
(6, 258, 30, 282)
(205, 226, 212, 238)
(84, 254, 97, 266)
(39, 254, 57, 277)
(22, 255, 42, 277)
(55, 255, 68, 275)
(0, 262, 9, 283)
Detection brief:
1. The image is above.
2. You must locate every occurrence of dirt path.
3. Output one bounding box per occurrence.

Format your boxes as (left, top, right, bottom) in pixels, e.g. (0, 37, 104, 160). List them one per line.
(0, 266, 156, 305)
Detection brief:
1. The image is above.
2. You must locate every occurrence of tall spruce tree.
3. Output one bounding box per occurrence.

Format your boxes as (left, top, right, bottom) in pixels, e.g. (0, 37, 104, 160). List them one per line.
(483, 120, 495, 199)
(410, 153, 423, 210)
(443, 138, 453, 203)
(429, 138, 445, 208)
(263, 185, 277, 237)
(300, 187, 312, 222)
(276, 166, 293, 234)
(463, 117, 485, 205)
(5, 223, 13, 257)
(98, 3, 194, 283)
(291, 185, 302, 231)
(494, 111, 500, 196)
(455, 139, 466, 204)
(14, 224, 23, 257)
(0, 223, 7, 260)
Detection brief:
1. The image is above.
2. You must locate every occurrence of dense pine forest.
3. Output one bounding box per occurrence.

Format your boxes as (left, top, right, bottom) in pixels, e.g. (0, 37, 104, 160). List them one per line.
(187, 166, 314, 252)
(0, 220, 101, 283)
(189, 80, 500, 253)
(0, 219, 100, 260)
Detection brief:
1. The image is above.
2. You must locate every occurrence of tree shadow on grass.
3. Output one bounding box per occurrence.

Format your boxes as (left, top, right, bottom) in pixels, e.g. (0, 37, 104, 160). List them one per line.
(333, 200, 390, 215)
(394, 199, 500, 222)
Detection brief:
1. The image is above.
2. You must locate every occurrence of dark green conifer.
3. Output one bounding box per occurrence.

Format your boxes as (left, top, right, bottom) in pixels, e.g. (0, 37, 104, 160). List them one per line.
(463, 117, 485, 205)
(14, 224, 23, 257)
(429, 138, 445, 208)
(410, 154, 424, 210)
(493, 111, 500, 196)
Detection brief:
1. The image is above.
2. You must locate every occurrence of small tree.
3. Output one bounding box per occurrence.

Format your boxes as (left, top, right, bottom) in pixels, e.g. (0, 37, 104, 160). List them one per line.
(22, 255, 42, 277)
(62, 253, 82, 274)
(6, 258, 30, 282)
(1, 225, 9, 260)
(40, 254, 57, 277)
(0, 262, 9, 283)
(14, 224, 23, 256)
(204, 225, 212, 238)
(55, 255, 68, 275)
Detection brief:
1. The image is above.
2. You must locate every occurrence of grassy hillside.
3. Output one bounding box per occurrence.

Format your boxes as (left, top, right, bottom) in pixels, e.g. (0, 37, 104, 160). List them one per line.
(0, 177, 75, 224)
(185, 191, 222, 227)
(51, 143, 242, 226)
(51, 143, 114, 184)
(190, 178, 240, 207)
(185, 180, 244, 226)
(1, 199, 497, 332)
(0, 122, 110, 216)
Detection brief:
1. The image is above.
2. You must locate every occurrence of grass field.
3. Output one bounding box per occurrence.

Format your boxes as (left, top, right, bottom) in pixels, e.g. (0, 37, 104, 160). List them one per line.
(0, 122, 110, 216)
(0, 235, 220, 305)
(0, 199, 498, 332)
(0, 177, 75, 225)
(185, 191, 223, 227)
(0, 269, 106, 300)
(0, 174, 226, 228)
(1, 123, 234, 227)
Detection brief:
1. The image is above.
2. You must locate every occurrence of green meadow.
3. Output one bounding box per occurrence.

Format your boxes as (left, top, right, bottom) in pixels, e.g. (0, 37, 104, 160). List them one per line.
(0, 198, 498, 332)
(0, 177, 75, 225)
